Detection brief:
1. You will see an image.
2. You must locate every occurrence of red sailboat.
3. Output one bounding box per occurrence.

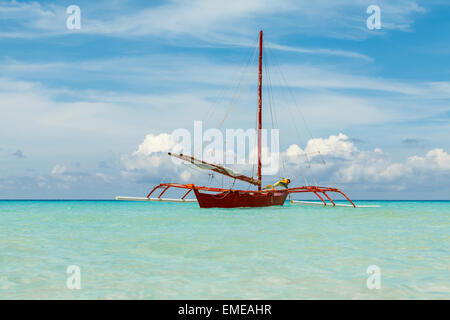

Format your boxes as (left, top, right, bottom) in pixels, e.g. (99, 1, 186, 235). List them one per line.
(117, 31, 356, 208)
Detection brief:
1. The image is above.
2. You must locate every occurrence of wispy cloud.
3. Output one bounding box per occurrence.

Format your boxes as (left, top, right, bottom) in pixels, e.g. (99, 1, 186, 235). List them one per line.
(266, 42, 373, 61)
(0, 0, 426, 41)
(3, 55, 450, 99)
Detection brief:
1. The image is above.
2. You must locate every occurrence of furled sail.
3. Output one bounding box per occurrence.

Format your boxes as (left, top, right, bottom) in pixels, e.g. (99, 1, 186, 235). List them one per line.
(168, 152, 261, 187)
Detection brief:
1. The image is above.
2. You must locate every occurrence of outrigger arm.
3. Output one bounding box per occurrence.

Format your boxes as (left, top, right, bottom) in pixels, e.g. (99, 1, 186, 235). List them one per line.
(123, 183, 357, 207)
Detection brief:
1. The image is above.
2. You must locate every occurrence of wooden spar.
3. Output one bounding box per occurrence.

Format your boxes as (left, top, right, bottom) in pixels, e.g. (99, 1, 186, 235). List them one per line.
(258, 30, 263, 191)
(322, 192, 336, 206)
(168, 152, 261, 187)
(313, 191, 327, 206)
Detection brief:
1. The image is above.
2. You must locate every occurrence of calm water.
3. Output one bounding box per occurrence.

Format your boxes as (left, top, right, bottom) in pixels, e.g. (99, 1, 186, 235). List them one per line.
(0, 200, 448, 299)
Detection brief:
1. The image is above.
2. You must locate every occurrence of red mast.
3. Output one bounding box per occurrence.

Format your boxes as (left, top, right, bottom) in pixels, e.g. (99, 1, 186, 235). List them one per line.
(257, 30, 263, 190)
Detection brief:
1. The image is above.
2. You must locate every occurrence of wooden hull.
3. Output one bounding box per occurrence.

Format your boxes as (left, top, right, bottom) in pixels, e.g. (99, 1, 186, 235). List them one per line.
(193, 189, 288, 208)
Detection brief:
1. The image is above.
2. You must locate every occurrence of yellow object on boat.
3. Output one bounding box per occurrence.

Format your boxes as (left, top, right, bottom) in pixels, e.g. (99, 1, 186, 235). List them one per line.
(263, 178, 291, 190)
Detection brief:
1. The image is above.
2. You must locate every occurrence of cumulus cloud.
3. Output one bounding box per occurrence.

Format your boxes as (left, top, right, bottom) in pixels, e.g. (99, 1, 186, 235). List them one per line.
(123, 133, 180, 172)
(133, 133, 176, 156)
(121, 132, 450, 193)
(303, 133, 358, 159)
(407, 149, 450, 172)
(121, 133, 197, 184)
(283, 133, 450, 190)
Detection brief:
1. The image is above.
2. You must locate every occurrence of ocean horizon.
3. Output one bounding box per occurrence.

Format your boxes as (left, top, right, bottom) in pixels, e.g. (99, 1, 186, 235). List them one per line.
(1, 200, 448, 299)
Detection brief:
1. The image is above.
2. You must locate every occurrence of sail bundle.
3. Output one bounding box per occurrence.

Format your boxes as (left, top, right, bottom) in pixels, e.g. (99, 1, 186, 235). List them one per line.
(168, 152, 261, 187)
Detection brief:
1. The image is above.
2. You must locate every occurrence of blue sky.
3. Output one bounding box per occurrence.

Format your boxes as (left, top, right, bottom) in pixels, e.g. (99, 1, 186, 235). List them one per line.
(0, 0, 449, 199)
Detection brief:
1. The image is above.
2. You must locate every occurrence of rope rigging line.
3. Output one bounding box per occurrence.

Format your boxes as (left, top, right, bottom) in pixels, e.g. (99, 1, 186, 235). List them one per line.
(204, 42, 258, 128)
(263, 46, 286, 180)
(268, 48, 327, 166)
(218, 38, 259, 130)
(265, 45, 332, 186)
(215, 36, 260, 189)
(277, 50, 343, 191)
(187, 37, 260, 190)
(266, 48, 306, 154)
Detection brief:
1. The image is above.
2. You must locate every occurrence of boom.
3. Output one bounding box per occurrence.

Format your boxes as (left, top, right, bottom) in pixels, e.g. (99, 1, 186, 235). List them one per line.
(168, 152, 261, 187)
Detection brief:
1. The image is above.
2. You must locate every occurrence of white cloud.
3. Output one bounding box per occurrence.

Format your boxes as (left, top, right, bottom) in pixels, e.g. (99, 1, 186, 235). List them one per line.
(266, 42, 372, 61)
(95, 172, 113, 183)
(0, 1, 65, 38)
(0, 77, 218, 159)
(121, 131, 450, 193)
(283, 133, 450, 190)
(407, 149, 450, 171)
(51, 164, 67, 176)
(4, 57, 447, 156)
(133, 133, 176, 156)
(82, 0, 425, 41)
(51, 164, 78, 183)
(180, 170, 192, 182)
(0, 0, 374, 63)
(286, 144, 303, 157)
(120, 130, 206, 185)
(272, 64, 450, 99)
(0, 0, 426, 42)
(303, 133, 358, 159)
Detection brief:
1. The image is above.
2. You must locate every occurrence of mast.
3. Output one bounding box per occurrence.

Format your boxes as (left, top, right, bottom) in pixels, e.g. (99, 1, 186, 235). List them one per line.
(257, 30, 263, 190)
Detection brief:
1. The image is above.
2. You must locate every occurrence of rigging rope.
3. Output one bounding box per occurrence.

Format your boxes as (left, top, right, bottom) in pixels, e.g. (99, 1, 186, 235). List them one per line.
(204, 43, 257, 128)
(265, 45, 332, 187)
(264, 47, 286, 180)
(218, 39, 259, 129)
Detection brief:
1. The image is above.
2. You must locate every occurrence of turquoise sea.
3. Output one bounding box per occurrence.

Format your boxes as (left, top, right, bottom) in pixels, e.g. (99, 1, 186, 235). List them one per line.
(0, 200, 448, 299)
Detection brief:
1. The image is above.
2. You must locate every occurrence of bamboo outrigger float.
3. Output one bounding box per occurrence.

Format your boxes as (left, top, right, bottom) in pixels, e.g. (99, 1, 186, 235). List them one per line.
(116, 30, 358, 208)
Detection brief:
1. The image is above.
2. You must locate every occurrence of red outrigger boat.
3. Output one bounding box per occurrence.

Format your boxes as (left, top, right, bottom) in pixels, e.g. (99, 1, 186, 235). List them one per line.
(117, 31, 356, 208)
